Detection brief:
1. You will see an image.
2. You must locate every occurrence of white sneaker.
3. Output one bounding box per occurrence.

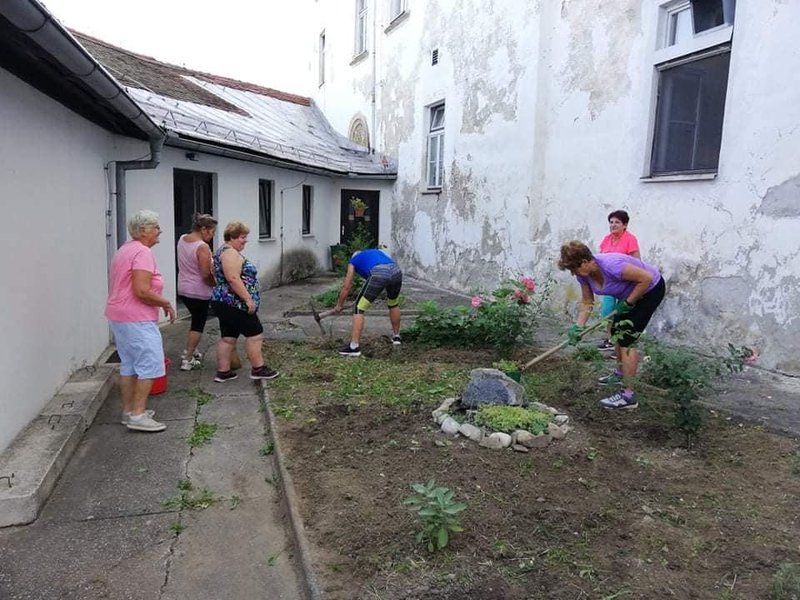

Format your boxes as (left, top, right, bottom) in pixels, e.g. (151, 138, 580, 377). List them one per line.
(121, 409, 155, 425)
(126, 414, 167, 432)
(180, 358, 201, 371)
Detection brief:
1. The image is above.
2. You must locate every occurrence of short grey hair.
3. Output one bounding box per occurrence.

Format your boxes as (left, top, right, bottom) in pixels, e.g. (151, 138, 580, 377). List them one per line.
(128, 210, 160, 239)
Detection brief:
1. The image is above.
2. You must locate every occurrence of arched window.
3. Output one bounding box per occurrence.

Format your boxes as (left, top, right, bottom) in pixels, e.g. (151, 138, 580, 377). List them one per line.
(348, 116, 370, 149)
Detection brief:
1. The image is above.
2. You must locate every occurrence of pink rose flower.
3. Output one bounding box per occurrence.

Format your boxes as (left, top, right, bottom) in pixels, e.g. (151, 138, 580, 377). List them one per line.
(744, 348, 759, 365)
(519, 276, 536, 292)
(471, 296, 483, 308)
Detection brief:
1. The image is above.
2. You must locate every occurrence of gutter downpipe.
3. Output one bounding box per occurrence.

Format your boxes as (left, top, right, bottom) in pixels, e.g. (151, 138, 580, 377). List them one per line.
(278, 177, 309, 285)
(370, 3, 378, 154)
(114, 135, 166, 247)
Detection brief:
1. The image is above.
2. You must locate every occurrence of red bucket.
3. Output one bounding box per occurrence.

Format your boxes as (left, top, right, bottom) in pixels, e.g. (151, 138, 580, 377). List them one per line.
(150, 358, 171, 395)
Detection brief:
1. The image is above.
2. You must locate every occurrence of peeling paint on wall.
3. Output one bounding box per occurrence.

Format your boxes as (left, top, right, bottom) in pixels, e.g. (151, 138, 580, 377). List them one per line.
(446, 0, 525, 133)
(559, 0, 640, 119)
(758, 174, 800, 218)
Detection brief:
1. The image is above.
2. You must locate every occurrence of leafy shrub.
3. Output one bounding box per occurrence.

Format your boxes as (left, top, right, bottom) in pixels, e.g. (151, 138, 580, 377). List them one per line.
(640, 339, 759, 448)
(492, 359, 520, 373)
(283, 247, 319, 282)
(402, 480, 467, 552)
(572, 345, 604, 363)
(769, 562, 800, 600)
(405, 275, 551, 356)
(639, 338, 716, 448)
(472, 405, 553, 435)
(312, 276, 366, 307)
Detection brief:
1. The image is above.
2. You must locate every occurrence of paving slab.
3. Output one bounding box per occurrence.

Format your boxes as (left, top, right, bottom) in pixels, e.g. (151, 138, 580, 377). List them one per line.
(164, 501, 302, 600)
(0, 512, 173, 600)
(37, 416, 194, 523)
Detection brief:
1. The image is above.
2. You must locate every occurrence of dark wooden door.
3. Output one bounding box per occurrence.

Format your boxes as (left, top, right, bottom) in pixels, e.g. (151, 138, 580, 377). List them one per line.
(173, 169, 213, 287)
(340, 189, 379, 246)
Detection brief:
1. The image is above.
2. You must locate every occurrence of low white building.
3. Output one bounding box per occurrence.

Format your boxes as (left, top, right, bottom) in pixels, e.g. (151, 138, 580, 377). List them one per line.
(0, 1, 395, 452)
(308, 0, 800, 373)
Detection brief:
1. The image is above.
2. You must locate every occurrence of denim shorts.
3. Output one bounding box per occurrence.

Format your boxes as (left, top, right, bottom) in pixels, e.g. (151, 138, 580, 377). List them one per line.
(109, 321, 165, 379)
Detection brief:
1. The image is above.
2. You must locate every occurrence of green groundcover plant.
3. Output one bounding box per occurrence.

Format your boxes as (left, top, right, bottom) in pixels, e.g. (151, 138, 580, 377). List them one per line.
(472, 405, 553, 435)
(405, 275, 551, 356)
(403, 480, 467, 552)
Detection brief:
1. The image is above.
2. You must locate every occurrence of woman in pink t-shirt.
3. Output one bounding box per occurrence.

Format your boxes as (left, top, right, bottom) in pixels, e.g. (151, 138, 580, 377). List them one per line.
(597, 210, 640, 350)
(105, 210, 176, 433)
(176, 213, 217, 371)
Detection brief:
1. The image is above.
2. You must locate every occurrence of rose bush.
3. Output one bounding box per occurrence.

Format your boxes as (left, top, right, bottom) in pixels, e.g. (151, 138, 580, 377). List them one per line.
(405, 275, 551, 356)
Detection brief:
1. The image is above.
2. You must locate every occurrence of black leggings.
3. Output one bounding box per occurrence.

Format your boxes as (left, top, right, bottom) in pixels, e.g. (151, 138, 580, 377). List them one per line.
(611, 278, 665, 347)
(180, 296, 210, 333)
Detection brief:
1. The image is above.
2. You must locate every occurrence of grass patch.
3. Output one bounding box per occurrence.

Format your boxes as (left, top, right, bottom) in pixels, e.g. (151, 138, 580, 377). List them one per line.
(268, 343, 470, 416)
(162, 481, 216, 511)
(186, 386, 214, 407)
(259, 442, 275, 456)
(188, 421, 218, 447)
(790, 450, 800, 477)
(770, 562, 800, 599)
(169, 520, 186, 535)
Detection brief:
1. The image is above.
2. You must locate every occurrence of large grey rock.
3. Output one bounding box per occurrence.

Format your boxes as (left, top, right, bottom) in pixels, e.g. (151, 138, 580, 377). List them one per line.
(461, 369, 527, 409)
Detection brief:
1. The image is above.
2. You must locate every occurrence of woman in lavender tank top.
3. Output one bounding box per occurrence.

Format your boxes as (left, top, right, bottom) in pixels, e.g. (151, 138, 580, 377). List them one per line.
(558, 241, 666, 410)
(176, 213, 217, 371)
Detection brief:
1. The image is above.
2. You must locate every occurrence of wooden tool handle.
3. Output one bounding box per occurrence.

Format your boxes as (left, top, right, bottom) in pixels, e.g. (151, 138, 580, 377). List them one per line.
(521, 318, 609, 372)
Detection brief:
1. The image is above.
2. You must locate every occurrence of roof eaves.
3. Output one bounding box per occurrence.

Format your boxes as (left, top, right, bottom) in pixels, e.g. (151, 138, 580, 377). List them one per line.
(166, 132, 397, 179)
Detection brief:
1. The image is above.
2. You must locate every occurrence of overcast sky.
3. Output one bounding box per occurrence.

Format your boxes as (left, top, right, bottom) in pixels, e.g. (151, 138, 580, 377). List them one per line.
(41, 0, 313, 95)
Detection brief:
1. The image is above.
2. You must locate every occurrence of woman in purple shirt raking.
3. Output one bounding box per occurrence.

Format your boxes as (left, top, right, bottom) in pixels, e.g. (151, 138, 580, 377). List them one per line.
(558, 241, 666, 410)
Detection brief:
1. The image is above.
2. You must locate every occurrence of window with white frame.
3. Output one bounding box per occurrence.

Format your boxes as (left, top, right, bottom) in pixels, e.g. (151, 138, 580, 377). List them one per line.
(649, 0, 735, 176)
(426, 104, 445, 189)
(355, 0, 368, 56)
(319, 31, 325, 86)
(302, 185, 313, 235)
(258, 179, 273, 239)
(389, 0, 407, 21)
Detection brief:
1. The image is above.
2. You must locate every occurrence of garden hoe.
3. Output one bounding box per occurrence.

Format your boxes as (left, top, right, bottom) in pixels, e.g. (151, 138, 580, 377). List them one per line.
(309, 300, 353, 335)
(521, 317, 611, 372)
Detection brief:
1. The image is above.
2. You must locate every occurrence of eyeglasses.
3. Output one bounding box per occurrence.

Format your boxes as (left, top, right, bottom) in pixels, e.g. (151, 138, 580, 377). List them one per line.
(146, 225, 162, 231)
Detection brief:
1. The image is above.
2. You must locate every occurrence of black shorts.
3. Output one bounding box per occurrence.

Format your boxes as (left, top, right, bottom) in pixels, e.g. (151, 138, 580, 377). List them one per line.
(612, 277, 666, 348)
(211, 301, 264, 339)
(179, 296, 210, 333)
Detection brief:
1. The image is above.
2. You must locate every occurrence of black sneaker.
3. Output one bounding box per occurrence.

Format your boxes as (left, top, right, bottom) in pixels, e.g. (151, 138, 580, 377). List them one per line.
(597, 339, 615, 351)
(214, 370, 239, 383)
(251, 366, 279, 380)
(338, 344, 362, 357)
(391, 335, 401, 345)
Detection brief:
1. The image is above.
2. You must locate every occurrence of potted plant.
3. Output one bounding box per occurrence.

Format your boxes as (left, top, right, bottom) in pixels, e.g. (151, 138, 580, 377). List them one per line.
(351, 196, 368, 217)
(492, 359, 522, 383)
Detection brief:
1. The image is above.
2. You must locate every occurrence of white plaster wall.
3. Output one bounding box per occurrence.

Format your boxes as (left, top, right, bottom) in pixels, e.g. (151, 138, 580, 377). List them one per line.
(0, 68, 115, 452)
(310, 0, 800, 373)
(120, 144, 393, 306)
(535, 0, 800, 373)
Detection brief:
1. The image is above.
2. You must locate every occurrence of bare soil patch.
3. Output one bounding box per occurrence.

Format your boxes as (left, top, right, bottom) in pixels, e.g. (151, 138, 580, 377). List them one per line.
(265, 338, 800, 600)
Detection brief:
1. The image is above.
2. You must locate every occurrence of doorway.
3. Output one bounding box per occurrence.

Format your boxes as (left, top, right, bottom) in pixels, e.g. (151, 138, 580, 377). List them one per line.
(174, 169, 213, 247)
(340, 189, 379, 246)
(173, 169, 214, 312)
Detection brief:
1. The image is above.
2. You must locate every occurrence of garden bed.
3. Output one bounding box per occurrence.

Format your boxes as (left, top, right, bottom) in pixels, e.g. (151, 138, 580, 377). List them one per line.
(265, 337, 800, 600)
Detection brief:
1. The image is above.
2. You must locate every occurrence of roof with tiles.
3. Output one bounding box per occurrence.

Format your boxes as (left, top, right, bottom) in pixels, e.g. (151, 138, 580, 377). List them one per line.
(74, 32, 395, 176)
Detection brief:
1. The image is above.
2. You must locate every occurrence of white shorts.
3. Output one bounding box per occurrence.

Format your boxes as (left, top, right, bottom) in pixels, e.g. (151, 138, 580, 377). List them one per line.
(109, 321, 165, 379)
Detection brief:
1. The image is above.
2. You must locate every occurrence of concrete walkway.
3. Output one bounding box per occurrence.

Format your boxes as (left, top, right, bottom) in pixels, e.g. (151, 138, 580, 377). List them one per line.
(1, 274, 798, 599)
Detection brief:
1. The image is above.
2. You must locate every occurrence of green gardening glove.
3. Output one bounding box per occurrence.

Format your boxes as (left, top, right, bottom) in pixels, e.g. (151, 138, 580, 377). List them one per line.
(614, 299, 634, 314)
(567, 324, 585, 346)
